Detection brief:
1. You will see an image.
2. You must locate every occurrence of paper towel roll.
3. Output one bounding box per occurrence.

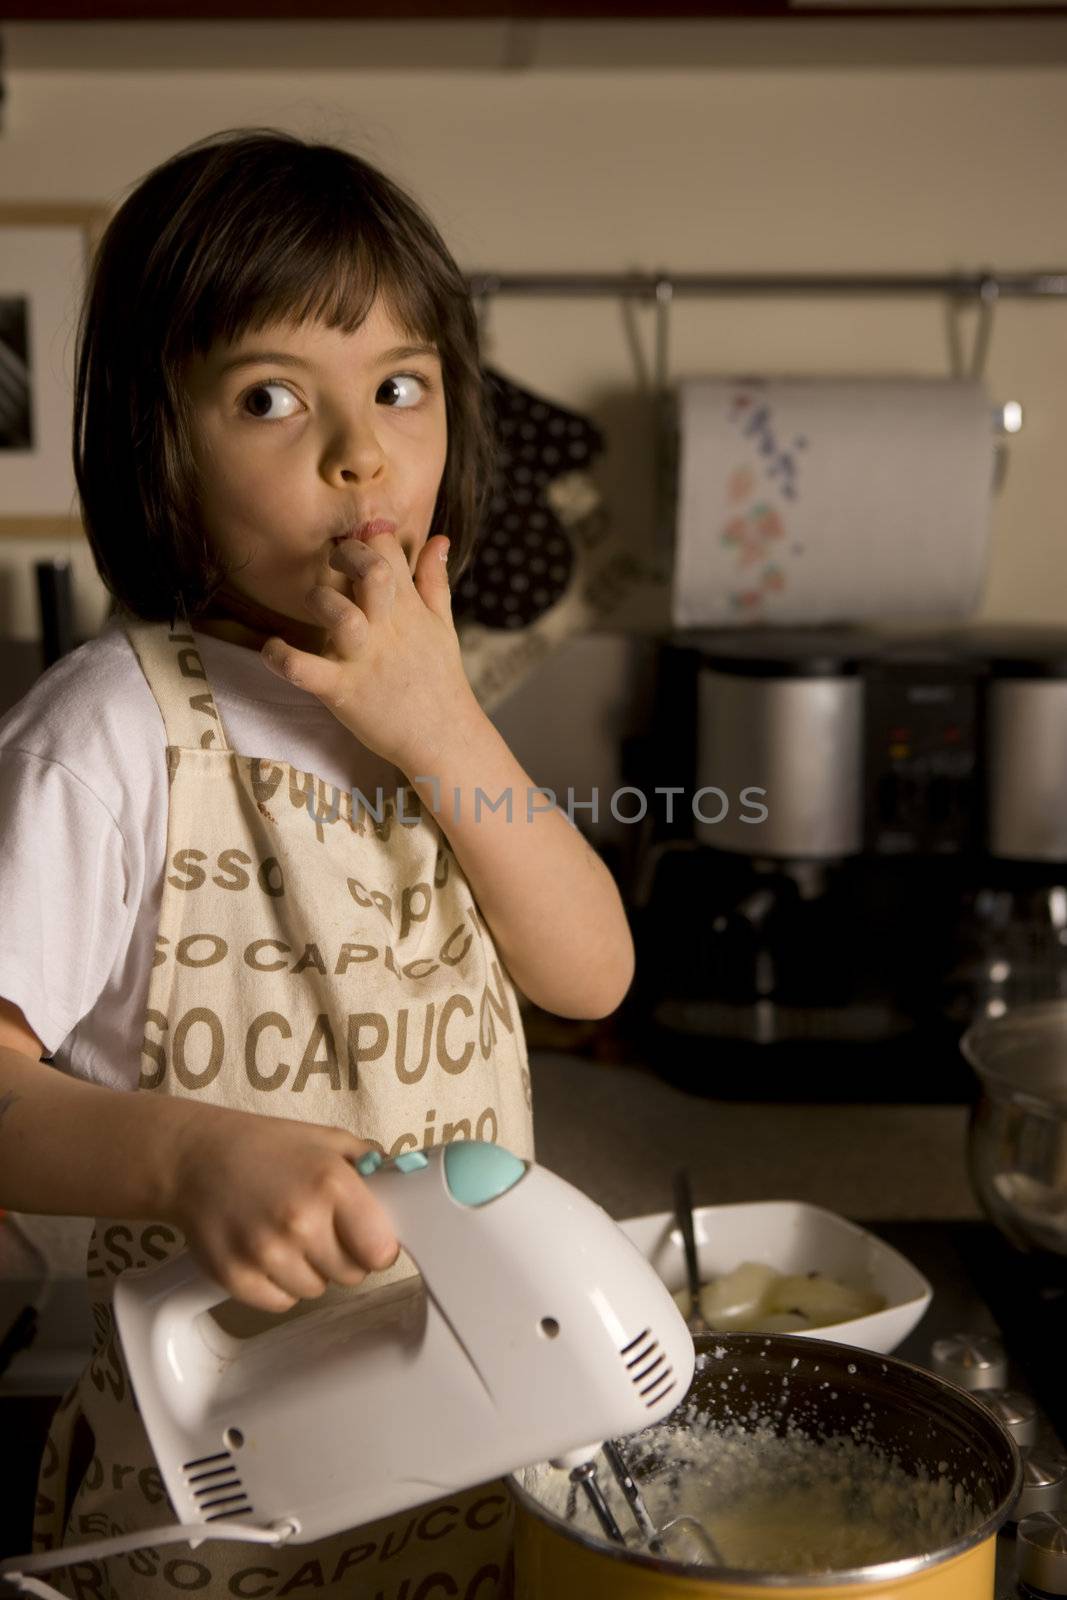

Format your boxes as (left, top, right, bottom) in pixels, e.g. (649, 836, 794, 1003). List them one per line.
(671, 377, 995, 627)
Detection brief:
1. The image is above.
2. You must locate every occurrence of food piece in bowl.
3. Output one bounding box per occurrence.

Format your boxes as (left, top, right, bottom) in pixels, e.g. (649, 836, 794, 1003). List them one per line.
(769, 1271, 884, 1327)
(687, 1261, 780, 1327)
(672, 1262, 885, 1332)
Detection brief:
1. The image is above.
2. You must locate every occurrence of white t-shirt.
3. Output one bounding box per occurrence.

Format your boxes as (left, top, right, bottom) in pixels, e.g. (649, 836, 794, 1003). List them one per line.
(0, 620, 398, 1090)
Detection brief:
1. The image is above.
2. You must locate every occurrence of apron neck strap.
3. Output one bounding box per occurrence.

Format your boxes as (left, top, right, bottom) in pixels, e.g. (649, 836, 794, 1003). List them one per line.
(124, 618, 232, 752)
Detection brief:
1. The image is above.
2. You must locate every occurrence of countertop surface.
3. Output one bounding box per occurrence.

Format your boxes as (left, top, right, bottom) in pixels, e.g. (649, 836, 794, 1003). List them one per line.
(1, 1048, 980, 1394)
(528, 1050, 980, 1223)
(5, 1048, 981, 1276)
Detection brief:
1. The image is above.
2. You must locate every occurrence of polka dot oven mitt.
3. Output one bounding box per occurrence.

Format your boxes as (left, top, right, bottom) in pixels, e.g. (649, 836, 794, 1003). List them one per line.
(454, 368, 614, 710)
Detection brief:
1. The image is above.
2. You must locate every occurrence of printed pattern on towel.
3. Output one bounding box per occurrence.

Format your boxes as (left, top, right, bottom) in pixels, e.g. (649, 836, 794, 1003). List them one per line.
(722, 386, 808, 617)
(673, 375, 995, 629)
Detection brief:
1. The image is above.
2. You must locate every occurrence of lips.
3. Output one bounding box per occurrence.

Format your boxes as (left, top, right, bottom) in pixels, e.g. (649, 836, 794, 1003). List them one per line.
(332, 518, 397, 543)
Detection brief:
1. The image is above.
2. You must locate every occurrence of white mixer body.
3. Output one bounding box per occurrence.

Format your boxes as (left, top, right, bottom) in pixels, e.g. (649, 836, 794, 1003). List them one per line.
(112, 1142, 695, 1544)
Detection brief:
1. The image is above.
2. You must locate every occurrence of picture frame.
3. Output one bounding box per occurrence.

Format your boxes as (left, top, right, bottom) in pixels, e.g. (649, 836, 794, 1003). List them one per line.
(0, 204, 109, 538)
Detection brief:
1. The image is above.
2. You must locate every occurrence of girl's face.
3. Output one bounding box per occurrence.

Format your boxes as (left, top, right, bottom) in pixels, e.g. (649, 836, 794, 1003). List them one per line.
(186, 296, 448, 624)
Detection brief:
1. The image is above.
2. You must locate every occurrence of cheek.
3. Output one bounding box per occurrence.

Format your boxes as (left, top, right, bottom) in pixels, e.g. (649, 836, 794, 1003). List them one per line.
(418, 425, 449, 512)
(198, 452, 303, 559)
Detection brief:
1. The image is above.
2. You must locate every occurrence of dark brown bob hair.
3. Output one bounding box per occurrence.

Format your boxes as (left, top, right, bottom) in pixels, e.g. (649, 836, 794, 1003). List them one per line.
(75, 127, 493, 621)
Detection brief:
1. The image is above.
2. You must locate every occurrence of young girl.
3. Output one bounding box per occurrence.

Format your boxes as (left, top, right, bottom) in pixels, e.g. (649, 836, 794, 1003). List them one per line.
(0, 128, 634, 1599)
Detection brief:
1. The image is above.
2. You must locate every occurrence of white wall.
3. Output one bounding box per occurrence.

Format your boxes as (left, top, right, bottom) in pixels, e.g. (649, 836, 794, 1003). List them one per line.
(1, 17, 1066, 645)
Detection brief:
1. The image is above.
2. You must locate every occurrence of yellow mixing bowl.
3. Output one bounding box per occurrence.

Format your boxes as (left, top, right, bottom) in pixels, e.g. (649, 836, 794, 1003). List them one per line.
(511, 1333, 1019, 1600)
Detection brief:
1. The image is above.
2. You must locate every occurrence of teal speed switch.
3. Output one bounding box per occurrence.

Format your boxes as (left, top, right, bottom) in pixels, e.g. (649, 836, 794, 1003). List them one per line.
(444, 1141, 527, 1207)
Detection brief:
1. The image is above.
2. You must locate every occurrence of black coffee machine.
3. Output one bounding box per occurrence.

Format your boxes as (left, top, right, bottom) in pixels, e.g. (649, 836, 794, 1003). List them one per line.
(626, 625, 1067, 1101)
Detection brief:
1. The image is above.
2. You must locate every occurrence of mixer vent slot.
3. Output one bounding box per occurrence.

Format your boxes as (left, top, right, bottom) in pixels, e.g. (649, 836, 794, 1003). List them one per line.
(183, 1450, 253, 1520)
(619, 1329, 676, 1409)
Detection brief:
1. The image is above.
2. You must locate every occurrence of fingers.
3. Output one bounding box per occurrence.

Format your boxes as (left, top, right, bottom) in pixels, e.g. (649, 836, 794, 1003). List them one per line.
(194, 1245, 305, 1316)
(334, 1181, 401, 1275)
(255, 1241, 332, 1303)
(358, 528, 412, 583)
(262, 1139, 398, 1280)
(264, 530, 449, 701)
(260, 637, 351, 707)
(303, 1223, 376, 1289)
(304, 585, 368, 656)
(412, 536, 453, 622)
(203, 1198, 384, 1312)
(221, 1269, 300, 1317)
(329, 537, 397, 624)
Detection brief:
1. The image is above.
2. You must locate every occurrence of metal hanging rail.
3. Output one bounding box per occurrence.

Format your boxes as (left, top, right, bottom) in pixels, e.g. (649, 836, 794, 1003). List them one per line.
(464, 268, 1052, 571)
(466, 270, 1067, 299)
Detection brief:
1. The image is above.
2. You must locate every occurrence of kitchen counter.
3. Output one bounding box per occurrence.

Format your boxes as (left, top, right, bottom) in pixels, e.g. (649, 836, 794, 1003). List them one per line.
(0, 1051, 980, 1557)
(528, 1050, 980, 1223)
(0, 1050, 979, 1399)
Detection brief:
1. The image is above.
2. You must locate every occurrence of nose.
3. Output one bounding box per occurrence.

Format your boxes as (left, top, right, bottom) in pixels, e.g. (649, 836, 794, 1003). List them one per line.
(321, 405, 386, 486)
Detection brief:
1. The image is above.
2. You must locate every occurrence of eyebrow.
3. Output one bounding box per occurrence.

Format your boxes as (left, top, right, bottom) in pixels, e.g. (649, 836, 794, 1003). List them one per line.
(216, 343, 440, 376)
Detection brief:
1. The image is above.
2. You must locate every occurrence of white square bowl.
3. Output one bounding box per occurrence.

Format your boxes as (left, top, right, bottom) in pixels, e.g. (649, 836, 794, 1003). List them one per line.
(618, 1200, 932, 1355)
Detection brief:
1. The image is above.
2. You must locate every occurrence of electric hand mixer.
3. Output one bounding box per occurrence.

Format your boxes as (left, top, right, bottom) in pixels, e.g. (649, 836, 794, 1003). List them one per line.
(0, 1141, 719, 1597)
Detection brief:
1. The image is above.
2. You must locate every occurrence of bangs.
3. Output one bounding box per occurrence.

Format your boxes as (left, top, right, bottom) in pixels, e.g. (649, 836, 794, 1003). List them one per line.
(159, 149, 442, 361)
(76, 129, 492, 620)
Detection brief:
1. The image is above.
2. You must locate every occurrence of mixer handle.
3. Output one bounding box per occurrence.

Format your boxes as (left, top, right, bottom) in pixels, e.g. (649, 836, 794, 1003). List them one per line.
(113, 1247, 232, 1400)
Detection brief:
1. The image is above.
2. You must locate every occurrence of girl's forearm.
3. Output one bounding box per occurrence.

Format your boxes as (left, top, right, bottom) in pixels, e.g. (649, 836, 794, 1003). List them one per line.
(0, 1046, 197, 1221)
(405, 704, 635, 1019)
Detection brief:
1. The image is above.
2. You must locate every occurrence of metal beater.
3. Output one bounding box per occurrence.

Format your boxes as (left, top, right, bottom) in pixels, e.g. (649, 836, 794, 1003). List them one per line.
(569, 1438, 723, 1564)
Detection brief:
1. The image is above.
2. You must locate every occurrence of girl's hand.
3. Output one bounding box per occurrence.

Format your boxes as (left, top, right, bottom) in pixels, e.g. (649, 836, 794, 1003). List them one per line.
(262, 530, 480, 775)
(168, 1104, 399, 1313)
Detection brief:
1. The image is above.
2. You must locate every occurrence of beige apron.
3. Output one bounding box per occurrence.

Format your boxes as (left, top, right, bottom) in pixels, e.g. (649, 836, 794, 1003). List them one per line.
(33, 621, 534, 1600)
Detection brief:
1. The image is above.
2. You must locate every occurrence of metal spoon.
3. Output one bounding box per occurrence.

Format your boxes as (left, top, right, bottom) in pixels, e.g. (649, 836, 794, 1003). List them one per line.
(673, 1168, 711, 1337)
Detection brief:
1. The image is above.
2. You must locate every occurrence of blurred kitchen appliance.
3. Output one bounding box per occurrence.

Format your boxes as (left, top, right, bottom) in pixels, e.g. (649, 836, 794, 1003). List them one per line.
(963, 1002, 1067, 1262)
(33, 559, 75, 669)
(629, 624, 1067, 1100)
(0, 561, 77, 721)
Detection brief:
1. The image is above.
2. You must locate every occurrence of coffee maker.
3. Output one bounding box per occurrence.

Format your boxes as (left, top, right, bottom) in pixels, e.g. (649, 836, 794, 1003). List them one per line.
(627, 625, 1067, 1100)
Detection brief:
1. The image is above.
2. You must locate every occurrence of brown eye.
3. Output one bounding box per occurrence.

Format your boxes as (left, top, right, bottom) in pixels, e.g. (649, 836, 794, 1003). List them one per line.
(243, 382, 301, 420)
(378, 374, 427, 409)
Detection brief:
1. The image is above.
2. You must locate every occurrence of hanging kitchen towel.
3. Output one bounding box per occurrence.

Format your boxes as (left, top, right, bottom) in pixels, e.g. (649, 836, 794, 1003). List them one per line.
(455, 369, 642, 711)
(671, 376, 996, 627)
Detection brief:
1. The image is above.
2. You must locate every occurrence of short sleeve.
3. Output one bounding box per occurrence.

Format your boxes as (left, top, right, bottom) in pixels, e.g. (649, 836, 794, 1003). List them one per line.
(0, 747, 129, 1056)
